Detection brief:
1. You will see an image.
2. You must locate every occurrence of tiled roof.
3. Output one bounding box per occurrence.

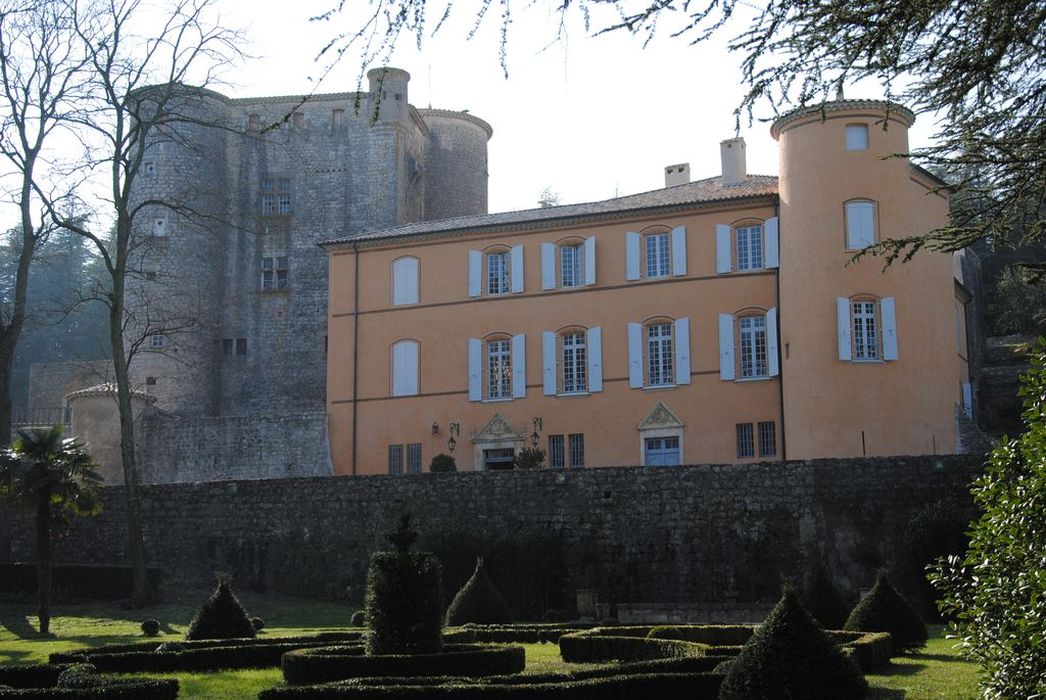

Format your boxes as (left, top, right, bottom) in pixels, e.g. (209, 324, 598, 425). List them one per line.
(321, 174, 779, 248)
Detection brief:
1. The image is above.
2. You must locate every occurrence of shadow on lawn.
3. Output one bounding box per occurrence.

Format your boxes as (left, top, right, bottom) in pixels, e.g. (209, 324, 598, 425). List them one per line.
(867, 689, 906, 699)
(0, 611, 39, 640)
(910, 652, 967, 664)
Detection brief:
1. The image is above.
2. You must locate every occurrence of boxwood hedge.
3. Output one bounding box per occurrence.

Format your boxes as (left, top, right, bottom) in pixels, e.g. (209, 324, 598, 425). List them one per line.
(0, 663, 177, 699)
(282, 644, 526, 685)
(443, 624, 596, 645)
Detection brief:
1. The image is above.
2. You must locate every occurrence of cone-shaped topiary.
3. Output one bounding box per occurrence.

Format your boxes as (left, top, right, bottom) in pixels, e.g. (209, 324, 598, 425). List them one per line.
(365, 513, 444, 655)
(185, 579, 256, 640)
(445, 557, 513, 626)
(719, 586, 868, 700)
(802, 566, 851, 630)
(844, 570, 928, 652)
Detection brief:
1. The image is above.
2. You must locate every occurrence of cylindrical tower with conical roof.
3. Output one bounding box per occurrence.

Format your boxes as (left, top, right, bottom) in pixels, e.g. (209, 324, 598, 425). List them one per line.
(773, 100, 961, 458)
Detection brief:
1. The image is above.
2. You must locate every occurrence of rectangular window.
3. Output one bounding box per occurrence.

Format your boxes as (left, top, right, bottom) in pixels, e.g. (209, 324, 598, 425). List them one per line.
(222, 338, 233, 356)
(149, 335, 166, 348)
(853, 301, 879, 360)
(569, 433, 585, 468)
(388, 444, 404, 475)
(261, 178, 291, 215)
(739, 316, 768, 378)
(645, 233, 670, 277)
(758, 421, 776, 457)
(262, 179, 275, 192)
(486, 251, 511, 295)
(561, 244, 584, 287)
(736, 225, 763, 271)
(549, 434, 565, 468)
(845, 201, 876, 249)
(645, 323, 673, 386)
(236, 338, 247, 355)
(846, 124, 869, 150)
(487, 339, 512, 399)
(278, 194, 292, 214)
(736, 423, 755, 458)
(261, 195, 276, 214)
(561, 332, 588, 393)
(406, 443, 422, 474)
(262, 256, 289, 291)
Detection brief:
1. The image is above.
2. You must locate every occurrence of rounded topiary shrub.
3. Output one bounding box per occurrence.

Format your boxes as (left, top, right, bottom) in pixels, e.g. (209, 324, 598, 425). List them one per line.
(802, 567, 851, 630)
(350, 610, 365, 627)
(185, 579, 257, 641)
(719, 586, 868, 700)
(445, 557, 513, 626)
(647, 625, 684, 640)
(365, 514, 444, 655)
(844, 570, 928, 652)
(141, 619, 161, 637)
(429, 453, 456, 473)
(250, 616, 265, 631)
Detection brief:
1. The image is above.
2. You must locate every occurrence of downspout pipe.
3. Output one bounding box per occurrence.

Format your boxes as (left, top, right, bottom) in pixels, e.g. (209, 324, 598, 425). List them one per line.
(774, 195, 787, 462)
(351, 241, 360, 475)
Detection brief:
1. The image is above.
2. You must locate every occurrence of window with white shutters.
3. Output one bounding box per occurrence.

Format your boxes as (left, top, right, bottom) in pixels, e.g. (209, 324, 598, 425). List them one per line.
(736, 224, 764, 271)
(486, 251, 511, 295)
(647, 322, 674, 386)
(487, 338, 512, 399)
(853, 300, 879, 360)
(839, 296, 897, 362)
(739, 315, 768, 378)
(561, 332, 587, 393)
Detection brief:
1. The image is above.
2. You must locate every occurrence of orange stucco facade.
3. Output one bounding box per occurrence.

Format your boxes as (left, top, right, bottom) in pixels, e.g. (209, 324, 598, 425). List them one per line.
(324, 101, 969, 475)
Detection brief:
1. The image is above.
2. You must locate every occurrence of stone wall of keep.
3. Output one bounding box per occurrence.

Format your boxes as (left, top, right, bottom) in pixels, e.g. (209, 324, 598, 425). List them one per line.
(6, 455, 981, 607)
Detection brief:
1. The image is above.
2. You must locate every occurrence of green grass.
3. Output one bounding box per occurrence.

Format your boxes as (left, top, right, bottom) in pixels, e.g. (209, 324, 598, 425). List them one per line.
(0, 592, 982, 698)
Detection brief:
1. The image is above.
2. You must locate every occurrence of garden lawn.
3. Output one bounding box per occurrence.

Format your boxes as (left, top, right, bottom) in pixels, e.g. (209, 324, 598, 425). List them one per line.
(0, 593, 981, 698)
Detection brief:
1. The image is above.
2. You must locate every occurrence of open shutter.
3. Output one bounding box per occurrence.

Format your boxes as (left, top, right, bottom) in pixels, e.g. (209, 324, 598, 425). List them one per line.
(542, 331, 557, 395)
(837, 297, 853, 361)
(468, 338, 482, 401)
(625, 232, 640, 281)
(767, 307, 779, 377)
(628, 322, 643, 388)
(716, 225, 732, 273)
(881, 296, 898, 360)
(672, 225, 687, 276)
(765, 217, 779, 269)
(512, 333, 527, 397)
(541, 243, 556, 290)
(468, 250, 482, 297)
(718, 314, 735, 380)
(675, 317, 691, 384)
(584, 236, 596, 286)
(510, 245, 524, 293)
(587, 327, 603, 392)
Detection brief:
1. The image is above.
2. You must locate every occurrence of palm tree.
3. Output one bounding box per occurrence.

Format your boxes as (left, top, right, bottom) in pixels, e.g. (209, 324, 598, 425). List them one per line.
(0, 426, 102, 634)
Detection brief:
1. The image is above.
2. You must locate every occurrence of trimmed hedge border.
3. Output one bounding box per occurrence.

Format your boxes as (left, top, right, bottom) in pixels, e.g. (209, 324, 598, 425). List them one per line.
(0, 663, 177, 699)
(49, 633, 363, 673)
(443, 624, 597, 645)
(827, 631, 894, 672)
(282, 644, 526, 685)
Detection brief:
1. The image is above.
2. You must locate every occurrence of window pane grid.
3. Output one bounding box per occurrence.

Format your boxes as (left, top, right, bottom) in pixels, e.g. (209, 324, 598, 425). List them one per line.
(549, 435, 565, 468)
(758, 421, 776, 457)
(561, 244, 584, 287)
(388, 444, 403, 474)
(647, 323, 674, 385)
(487, 339, 512, 399)
(561, 332, 588, 393)
(736, 423, 755, 458)
(736, 225, 763, 270)
(853, 301, 879, 359)
(262, 256, 288, 290)
(645, 233, 670, 277)
(739, 316, 768, 378)
(569, 434, 585, 468)
(487, 252, 510, 295)
(406, 443, 422, 473)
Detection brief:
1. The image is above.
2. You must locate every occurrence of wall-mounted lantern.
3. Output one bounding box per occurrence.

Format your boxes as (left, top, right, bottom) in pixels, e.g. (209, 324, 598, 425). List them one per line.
(448, 422, 460, 452)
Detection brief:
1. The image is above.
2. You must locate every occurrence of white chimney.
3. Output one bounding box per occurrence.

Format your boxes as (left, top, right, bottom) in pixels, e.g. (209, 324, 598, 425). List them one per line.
(720, 137, 747, 186)
(664, 163, 690, 187)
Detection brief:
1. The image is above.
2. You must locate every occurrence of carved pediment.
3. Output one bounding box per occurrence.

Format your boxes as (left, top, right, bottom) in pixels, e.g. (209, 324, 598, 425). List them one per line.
(638, 401, 683, 430)
(472, 413, 523, 443)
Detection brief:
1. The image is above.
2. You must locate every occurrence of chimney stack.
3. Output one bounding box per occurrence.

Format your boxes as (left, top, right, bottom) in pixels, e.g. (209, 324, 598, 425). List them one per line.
(720, 137, 747, 186)
(664, 163, 690, 187)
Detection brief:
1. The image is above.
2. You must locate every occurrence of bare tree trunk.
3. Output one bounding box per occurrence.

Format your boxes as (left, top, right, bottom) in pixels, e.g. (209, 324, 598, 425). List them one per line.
(35, 489, 50, 635)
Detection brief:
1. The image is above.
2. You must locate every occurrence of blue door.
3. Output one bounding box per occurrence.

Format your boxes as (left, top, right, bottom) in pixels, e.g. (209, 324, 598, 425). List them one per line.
(645, 436, 680, 466)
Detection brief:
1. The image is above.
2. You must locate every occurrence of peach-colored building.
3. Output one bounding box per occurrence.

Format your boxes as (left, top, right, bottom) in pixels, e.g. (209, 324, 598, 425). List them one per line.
(322, 100, 973, 475)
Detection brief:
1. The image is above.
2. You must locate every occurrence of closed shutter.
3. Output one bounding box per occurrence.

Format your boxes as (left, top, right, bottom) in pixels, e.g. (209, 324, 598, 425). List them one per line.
(672, 225, 687, 276)
(584, 236, 596, 286)
(628, 322, 643, 388)
(675, 317, 691, 384)
(881, 296, 898, 360)
(512, 333, 527, 397)
(837, 297, 853, 361)
(587, 327, 603, 392)
(510, 245, 524, 293)
(716, 224, 732, 273)
(541, 243, 556, 290)
(765, 217, 779, 269)
(767, 307, 779, 377)
(392, 258, 419, 305)
(392, 340, 419, 396)
(468, 250, 482, 297)
(625, 232, 640, 281)
(468, 338, 482, 401)
(542, 331, 557, 395)
(718, 313, 735, 380)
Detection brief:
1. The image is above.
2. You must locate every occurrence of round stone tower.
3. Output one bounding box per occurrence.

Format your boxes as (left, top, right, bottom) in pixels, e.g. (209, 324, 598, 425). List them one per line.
(772, 100, 960, 458)
(367, 66, 411, 123)
(128, 84, 229, 416)
(418, 109, 493, 219)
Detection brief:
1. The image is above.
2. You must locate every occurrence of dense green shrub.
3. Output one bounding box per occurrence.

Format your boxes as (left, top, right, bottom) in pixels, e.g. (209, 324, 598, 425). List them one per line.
(365, 514, 444, 655)
(719, 587, 867, 700)
(512, 447, 545, 470)
(428, 454, 456, 473)
(443, 623, 596, 645)
(0, 662, 178, 699)
(445, 558, 513, 626)
(140, 620, 160, 637)
(282, 643, 526, 685)
(646, 626, 683, 640)
(55, 665, 95, 686)
(844, 570, 927, 652)
(559, 629, 709, 663)
(0, 665, 69, 689)
(349, 611, 365, 627)
(251, 617, 265, 632)
(897, 496, 975, 620)
(801, 567, 850, 630)
(185, 579, 256, 641)
(826, 631, 894, 672)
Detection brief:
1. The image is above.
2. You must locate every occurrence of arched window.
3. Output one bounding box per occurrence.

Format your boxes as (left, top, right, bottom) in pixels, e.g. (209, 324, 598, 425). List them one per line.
(715, 218, 779, 273)
(391, 339, 419, 396)
(737, 313, 768, 378)
(391, 256, 419, 305)
(467, 245, 523, 297)
(845, 200, 877, 249)
(717, 308, 779, 381)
